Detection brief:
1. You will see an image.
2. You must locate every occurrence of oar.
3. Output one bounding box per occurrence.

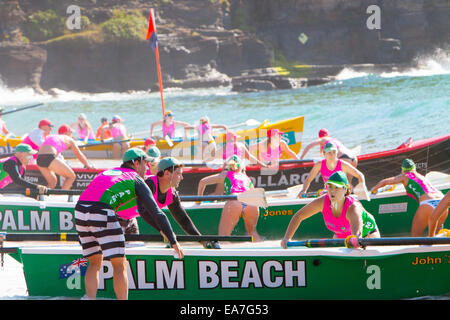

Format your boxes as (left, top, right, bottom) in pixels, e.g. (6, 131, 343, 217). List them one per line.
(0, 188, 83, 196)
(1, 233, 252, 242)
(425, 171, 450, 184)
(270, 159, 317, 165)
(287, 236, 450, 248)
(0, 103, 44, 116)
(182, 188, 267, 207)
(0, 187, 268, 207)
(78, 139, 132, 148)
(0, 151, 14, 159)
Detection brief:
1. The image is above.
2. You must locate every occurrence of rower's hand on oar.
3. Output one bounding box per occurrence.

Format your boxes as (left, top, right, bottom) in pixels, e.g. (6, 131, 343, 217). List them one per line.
(172, 242, 185, 259)
(297, 191, 306, 199)
(84, 162, 95, 170)
(37, 185, 48, 195)
(344, 235, 361, 249)
(281, 237, 290, 249)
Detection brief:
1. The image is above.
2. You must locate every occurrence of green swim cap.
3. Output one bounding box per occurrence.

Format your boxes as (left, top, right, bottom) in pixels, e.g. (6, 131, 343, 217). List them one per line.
(326, 171, 349, 188)
(401, 158, 416, 172)
(323, 142, 338, 153)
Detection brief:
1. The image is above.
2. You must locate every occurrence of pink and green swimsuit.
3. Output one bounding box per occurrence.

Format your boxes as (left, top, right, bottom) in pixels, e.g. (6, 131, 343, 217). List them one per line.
(322, 194, 378, 238)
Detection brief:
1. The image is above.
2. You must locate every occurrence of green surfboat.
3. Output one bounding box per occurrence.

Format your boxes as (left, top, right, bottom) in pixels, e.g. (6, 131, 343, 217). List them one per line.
(0, 178, 449, 239)
(4, 240, 450, 299)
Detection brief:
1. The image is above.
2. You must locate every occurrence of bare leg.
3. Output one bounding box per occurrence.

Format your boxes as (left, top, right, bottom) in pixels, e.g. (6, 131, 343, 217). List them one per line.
(411, 205, 433, 237)
(110, 257, 128, 300)
(38, 166, 58, 188)
(48, 158, 76, 190)
(218, 200, 242, 236)
(242, 204, 262, 241)
(84, 253, 103, 299)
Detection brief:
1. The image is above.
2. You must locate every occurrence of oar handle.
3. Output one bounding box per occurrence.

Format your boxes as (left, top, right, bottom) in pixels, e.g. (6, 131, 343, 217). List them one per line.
(3, 233, 252, 242)
(287, 236, 450, 248)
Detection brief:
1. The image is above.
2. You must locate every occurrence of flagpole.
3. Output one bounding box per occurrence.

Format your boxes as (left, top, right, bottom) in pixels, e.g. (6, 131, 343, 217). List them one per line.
(147, 9, 165, 119)
(154, 43, 165, 118)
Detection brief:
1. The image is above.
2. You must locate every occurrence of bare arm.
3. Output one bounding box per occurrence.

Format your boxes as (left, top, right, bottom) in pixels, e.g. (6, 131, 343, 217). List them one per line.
(281, 140, 298, 160)
(370, 174, 406, 193)
(346, 203, 364, 237)
(67, 137, 92, 168)
(299, 162, 321, 196)
(197, 173, 225, 196)
(173, 120, 191, 127)
(341, 161, 365, 184)
(242, 144, 266, 166)
(150, 120, 163, 137)
(281, 197, 324, 247)
(299, 139, 321, 159)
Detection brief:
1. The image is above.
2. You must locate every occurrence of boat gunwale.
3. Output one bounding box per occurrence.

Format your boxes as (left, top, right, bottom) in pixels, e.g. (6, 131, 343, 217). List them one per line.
(17, 243, 450, 258)
(0, 181, 448, 209)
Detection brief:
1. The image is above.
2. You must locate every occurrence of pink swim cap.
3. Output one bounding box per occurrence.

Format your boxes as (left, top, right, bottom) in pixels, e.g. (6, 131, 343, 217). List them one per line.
(318, 128, 329, 137)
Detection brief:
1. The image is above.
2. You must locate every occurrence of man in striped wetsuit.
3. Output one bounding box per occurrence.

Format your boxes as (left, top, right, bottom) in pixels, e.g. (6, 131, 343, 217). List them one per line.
(75, 148, 183, 300)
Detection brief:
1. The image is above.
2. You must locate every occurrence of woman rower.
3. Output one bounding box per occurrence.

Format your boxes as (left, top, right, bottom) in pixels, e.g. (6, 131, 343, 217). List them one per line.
(428, 192, 450, 237)
(371, 159, 446, 237)
(299, 128, 358, 168)
(197, 155, 262, 241)
(281, 171, 380, 249)
(215, 131, 266, 166)
(37, 124, 94, 190)
(101, 115, 130, 159)
(185, 116, 228, 160)
(298, 142, 366, 197)
(253, 128, 298, 164)
(71, 113, 95, 143)
(150, 110, 190, 139)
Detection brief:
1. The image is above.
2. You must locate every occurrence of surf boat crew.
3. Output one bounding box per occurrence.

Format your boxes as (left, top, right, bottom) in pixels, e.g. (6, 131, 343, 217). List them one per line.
(282, 171, 380, 249)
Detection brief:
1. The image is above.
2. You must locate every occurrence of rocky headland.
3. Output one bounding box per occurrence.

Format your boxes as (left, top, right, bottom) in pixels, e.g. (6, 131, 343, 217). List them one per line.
(0, 0, 449, 94)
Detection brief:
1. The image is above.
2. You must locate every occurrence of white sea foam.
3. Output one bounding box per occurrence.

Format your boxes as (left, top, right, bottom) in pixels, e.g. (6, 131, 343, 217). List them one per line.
(335, 48, 450, 80)
(0, 78, 233, 107)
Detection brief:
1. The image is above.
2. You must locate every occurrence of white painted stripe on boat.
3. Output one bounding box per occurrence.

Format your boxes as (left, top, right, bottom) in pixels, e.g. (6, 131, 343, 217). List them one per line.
(20, 244, 450, 258)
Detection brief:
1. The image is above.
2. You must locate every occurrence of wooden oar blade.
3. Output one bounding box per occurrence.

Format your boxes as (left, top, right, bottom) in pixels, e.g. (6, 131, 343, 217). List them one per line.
(236, 188, 267, 208)
(425, 171, 450, 184)
(286, 184, 303, 198)
(353, 183, 371, 201)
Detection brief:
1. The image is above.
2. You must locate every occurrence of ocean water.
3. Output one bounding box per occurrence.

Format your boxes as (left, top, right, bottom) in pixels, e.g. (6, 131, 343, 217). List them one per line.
(0, 49, 449, 299)
(1, 49, 449, 156)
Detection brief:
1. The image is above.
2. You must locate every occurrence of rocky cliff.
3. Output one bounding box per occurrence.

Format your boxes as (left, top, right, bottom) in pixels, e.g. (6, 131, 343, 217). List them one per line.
(0, 0, 448, 93)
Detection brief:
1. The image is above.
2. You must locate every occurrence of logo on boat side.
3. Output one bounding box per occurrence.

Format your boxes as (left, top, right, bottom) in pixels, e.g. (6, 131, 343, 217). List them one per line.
(60, 257, 88, 290)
